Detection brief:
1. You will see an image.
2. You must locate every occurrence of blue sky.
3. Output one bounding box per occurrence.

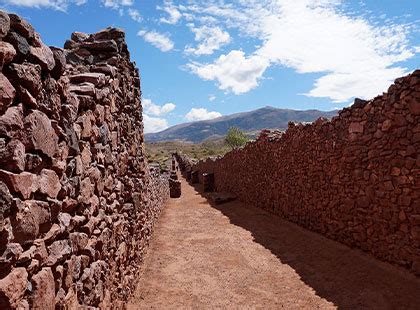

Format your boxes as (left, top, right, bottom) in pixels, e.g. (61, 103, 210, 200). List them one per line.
(1, 0, 419, 133)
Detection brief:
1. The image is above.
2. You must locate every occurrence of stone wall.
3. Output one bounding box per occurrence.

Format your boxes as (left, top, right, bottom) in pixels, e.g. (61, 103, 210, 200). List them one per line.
(0, 11, 169, 309)
(177, 70, 420, 275)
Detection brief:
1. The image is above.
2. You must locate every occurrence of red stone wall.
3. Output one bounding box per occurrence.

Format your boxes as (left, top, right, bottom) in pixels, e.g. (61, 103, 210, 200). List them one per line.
(180, 70, 420, 275)
(0, 11, 169, 309)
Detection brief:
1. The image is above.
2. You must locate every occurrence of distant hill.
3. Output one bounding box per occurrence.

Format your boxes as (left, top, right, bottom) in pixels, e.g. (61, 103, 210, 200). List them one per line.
(145, 106, 338, 143)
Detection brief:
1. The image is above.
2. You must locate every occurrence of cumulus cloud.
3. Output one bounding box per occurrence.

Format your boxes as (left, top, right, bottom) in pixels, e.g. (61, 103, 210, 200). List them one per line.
(187, 50, 269, 94)
(138, 30, 174, 52)
(142, 98, 176, 133)
(185, 108, 222, 121)
(143, 98, 176, 116)
(158, 3, 182, 24)
(181, 0, 417, 102)
(185, 25, 231, 56)
(143, 114, 169, 133)
(128, 8, 141, 22)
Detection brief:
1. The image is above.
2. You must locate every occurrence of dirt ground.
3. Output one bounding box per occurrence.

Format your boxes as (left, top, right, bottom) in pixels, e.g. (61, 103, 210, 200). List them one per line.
(127, 175, 420, 309)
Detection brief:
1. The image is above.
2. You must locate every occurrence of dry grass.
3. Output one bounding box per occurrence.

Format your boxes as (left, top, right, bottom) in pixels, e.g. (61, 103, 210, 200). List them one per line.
(145, 140, 231, 169)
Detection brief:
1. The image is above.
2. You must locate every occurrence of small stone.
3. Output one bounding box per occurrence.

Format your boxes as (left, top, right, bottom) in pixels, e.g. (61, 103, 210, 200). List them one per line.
(381, 119, 392, 131)
(0, 41, 16, 68)
(0, 105, 24, 139)
(37, 169, 61, 199)
(69, 232, 89, 253)
(11, 200, 51, 244)
(348, 122, 364, 134)
(80, 39, 118, 52)
(69, 72, 106, 86)
(58, 212, 73, 233)
(390, 167, 401, 176)
(0, 181, 13, 221)
(407, 97, 420, 115)
(42, 224, 61, 244)
(0, 139, 25, 172)
(45, 240, 72, 266)
(0, 73, 15, 113)
(71, 31, 89, 42)
(50, 47, 66, 78)
(69, 83, 96, 96)
(0, 11, 10, 38)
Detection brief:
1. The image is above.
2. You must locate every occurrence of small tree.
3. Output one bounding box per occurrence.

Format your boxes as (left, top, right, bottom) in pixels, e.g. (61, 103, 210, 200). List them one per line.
(225, 127, 249, 149)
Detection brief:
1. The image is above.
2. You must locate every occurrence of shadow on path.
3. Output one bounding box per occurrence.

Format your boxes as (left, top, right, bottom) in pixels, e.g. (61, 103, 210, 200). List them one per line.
(191, 182, 420, 309)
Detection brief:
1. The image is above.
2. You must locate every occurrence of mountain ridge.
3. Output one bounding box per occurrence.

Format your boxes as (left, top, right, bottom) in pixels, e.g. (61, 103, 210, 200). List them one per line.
(145, 106, 338, 143)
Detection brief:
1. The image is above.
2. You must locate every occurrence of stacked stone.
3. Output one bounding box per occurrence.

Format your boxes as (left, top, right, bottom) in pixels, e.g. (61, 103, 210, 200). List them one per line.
(176, 70, 420, 276)
(191, 171, 199, 184)
(0, 11, 169, 309)
(169, 157, 181, 198)
(202, 173, 215, 193)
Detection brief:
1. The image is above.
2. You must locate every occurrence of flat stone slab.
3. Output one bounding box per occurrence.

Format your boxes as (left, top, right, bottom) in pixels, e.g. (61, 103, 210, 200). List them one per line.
(208, 192, 237, 205)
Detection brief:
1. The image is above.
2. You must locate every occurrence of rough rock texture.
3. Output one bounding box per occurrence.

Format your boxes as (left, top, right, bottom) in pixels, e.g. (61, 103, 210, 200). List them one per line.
(0, 11, 169, 309)
(177, 70, 420, 276)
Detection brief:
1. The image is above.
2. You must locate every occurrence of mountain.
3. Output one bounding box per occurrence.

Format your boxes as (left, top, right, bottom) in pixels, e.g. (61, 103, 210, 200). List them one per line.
(145, 106, 338, 143)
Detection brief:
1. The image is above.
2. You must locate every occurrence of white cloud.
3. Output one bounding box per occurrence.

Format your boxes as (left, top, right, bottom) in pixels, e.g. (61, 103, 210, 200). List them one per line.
(128, 8, 141, 22)
(143, 114, 169, 133)
(143, 98, 176, 116)
(188, 50, 269, 94)
(138, 30, 174, 52)
(159, 3, 182, 24)
(185, 108, 222, 121)
(185, 25, 231, 56)
(3, 0, 84, 11)
(102, 0, 133, 9)
(209, 95, 216, 102)
(181, 0, 417, 102)
(142, 98, 176, 133)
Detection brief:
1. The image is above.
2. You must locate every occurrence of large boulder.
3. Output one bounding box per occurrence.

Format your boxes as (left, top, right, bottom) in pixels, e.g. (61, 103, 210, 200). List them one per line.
(23, 110, 59, 158)
(8, 14, 35, 41)
(5, 62, 42, 97)
(28, 268, 55, 310)
(0, 267, 28, 309)
(4, 31, 30, 58)
(11, 200, 51, 243)
(0, 170, 38, 200)
(29, 42, 55, 71)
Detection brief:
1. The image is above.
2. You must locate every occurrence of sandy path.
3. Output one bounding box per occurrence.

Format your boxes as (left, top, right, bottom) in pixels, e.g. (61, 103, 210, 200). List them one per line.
(127, 176, 420, 309)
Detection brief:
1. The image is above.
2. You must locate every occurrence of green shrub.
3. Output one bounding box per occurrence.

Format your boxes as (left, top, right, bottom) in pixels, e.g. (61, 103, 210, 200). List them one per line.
(225, 127, 249, 149)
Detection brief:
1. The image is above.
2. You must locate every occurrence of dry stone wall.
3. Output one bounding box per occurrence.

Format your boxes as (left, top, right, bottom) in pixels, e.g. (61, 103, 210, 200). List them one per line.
(178, 70, 420, 276)
(0, 11, 169, 309)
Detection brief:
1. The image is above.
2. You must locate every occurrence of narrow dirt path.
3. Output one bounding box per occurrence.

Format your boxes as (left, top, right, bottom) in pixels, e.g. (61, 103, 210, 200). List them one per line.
(128, 176, 420, 309)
